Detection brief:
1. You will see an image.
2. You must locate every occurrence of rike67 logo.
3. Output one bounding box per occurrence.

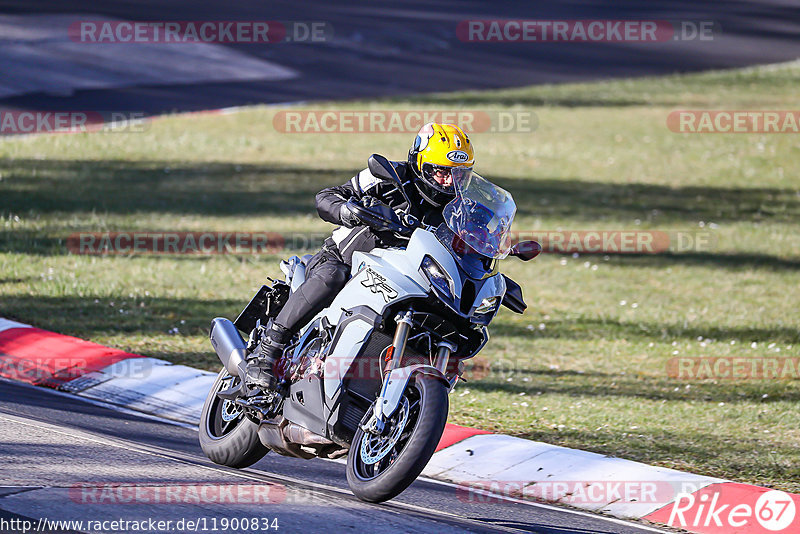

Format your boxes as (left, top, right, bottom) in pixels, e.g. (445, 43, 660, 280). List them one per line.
(648, 484, 799, 533)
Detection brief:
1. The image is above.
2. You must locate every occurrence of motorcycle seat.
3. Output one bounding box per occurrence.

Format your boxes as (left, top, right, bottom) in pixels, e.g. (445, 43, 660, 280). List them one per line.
(280, 254, 314, 292)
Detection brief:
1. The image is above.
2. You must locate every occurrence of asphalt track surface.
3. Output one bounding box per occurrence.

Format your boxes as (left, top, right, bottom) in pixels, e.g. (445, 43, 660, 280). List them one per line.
(0, 379, 670, 534)
(0, 1, 799, 115)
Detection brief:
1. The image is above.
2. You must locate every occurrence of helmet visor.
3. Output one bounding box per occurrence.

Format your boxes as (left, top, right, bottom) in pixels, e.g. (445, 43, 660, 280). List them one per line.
(422, 163, 472, 194)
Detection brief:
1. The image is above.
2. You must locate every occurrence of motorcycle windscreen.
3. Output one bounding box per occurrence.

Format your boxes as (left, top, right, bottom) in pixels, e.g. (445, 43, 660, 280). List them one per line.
(442, 170, 517, 259)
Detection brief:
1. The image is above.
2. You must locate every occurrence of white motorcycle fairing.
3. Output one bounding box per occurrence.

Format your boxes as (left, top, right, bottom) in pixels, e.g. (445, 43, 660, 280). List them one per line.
(293, 226, 503, 420)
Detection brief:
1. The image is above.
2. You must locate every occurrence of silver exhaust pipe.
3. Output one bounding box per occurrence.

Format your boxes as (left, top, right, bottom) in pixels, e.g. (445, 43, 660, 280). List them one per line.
(209, 317, 248, 377)
(257, 416, 340, 459)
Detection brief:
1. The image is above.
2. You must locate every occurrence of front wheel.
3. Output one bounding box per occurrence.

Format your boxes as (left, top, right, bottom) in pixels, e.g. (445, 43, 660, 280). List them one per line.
(199, 369, 268, 468)
(346, 374, 448, 502)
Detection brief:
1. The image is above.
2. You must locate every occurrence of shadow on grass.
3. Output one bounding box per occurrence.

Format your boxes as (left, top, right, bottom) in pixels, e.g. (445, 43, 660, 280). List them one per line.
(501, 175, 800, 225)
(5, 292, 797, 393)
(385, 90, 656, 108)
(466, 368, 800, 404)
(535, 251, 800, 271)
(0, 159, 338, 217)
(3, 230, 798, 271)
(0, 294, 242, 338)
(0, 276, 33, 284)
(493, 318, 800, 344)
(604, 252, 800, 271)
(3, 158, 799, 274)
(1, 159, 798, 225)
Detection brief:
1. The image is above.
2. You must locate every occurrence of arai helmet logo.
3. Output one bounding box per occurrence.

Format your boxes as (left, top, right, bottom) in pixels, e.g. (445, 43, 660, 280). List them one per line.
(446, 150, 469, 163)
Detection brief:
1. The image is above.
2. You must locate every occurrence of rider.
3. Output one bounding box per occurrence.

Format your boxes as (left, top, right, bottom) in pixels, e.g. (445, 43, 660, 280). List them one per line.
(245, 122, 475, 389)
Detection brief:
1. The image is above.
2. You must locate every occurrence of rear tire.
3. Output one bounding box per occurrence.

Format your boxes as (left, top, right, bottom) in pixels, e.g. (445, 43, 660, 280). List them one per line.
(346, 374, 448, 502)
(199, 369, 268, 468)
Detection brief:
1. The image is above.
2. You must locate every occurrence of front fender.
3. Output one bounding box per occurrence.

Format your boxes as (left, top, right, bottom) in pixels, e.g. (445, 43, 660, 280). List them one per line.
(378, 364, 448, 419)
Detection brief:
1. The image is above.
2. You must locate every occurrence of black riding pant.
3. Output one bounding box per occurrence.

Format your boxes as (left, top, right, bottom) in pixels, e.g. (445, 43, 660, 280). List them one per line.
(273, 248, 351, 333)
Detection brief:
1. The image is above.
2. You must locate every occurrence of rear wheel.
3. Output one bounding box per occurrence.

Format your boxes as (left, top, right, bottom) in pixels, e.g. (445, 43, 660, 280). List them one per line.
(346, 375, 448, 502)
(199, 369, 268, 468)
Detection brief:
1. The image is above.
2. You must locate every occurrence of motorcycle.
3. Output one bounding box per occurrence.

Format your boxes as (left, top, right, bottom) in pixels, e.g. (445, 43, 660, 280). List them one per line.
(199, 154, 540, 502)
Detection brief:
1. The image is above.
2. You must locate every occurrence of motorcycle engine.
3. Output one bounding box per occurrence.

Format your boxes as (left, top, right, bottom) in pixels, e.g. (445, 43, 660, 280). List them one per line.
(287, 335, 328, 382)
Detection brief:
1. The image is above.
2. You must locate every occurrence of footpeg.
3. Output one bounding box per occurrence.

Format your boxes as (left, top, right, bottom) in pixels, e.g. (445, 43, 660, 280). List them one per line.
(216, 380, 245, 401)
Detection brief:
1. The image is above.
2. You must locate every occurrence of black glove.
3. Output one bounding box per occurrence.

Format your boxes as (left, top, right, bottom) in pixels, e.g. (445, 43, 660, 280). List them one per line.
(366, 199, 402, 224)
(339, 200, 361, 228)
(360, 195, 381, 208)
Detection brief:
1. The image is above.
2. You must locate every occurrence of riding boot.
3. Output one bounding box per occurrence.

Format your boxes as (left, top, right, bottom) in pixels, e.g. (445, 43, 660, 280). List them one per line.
(245, 322, 291, 389)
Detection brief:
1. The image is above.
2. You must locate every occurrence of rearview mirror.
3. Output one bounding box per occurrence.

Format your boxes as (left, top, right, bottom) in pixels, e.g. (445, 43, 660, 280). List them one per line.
(368, 153, 399, 182)
(368, 154, 414, 207)
(510, 240, 541, 261)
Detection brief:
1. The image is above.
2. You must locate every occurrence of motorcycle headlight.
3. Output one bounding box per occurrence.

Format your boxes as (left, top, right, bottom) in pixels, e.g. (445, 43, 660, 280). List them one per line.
(420, 256, 453, 300)
(475, 296, 500, 315)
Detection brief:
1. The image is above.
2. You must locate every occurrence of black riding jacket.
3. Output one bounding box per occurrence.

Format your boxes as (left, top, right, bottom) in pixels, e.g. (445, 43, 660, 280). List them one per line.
(316, 160, 446, 265)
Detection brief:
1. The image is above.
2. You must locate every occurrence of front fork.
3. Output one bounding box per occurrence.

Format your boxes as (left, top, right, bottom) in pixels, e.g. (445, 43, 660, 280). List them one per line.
(365, 311, 455, 435)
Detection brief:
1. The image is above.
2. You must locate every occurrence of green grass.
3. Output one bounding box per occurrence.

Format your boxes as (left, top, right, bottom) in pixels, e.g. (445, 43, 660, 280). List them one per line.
(1, 60, 799, 491)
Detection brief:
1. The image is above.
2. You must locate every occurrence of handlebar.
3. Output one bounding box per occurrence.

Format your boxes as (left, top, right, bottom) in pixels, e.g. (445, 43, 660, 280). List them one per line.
(347, 201, 418, 237)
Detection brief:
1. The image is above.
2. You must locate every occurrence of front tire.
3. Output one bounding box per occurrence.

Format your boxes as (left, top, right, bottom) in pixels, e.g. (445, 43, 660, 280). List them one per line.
(199, 369, 268, 468)
(346, 374, 448, 502)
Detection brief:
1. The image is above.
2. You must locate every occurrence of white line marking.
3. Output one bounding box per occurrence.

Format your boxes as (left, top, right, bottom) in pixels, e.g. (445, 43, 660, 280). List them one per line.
(0, 377, 198, 430)
(1, 378, 670, 533)
(0, 411, 527, 533)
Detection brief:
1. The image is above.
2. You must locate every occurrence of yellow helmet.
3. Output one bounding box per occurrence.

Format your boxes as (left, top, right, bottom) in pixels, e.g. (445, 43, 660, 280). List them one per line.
(408, 122, 475, 207)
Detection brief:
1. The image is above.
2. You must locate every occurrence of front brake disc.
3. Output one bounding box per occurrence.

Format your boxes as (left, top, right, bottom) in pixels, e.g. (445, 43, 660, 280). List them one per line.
(359, 397, 410, 465)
